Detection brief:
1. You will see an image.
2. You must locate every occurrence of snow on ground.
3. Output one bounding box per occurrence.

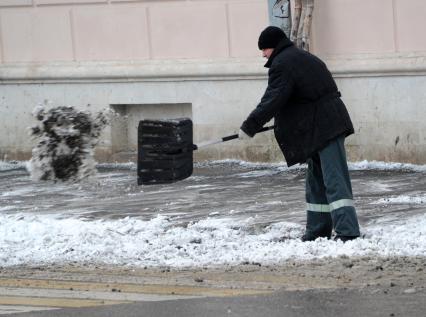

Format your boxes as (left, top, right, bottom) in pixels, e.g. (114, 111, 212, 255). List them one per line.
(348, 160, 426, 172)
(0, 160, 426, 268)
(375, 195, 426, 204)
(198, 159, 426, 172)
(0, 212, 425, 268)
(0, 161, 27, 172)
(2, 159, 426, 173)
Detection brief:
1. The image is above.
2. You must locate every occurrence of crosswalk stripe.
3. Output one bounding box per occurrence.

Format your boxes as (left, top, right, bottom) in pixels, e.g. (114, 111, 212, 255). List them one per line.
(0, 296, 127, 308)
(0, 305, 58, 315)
(0, 278, 268, 297)
(0, 277, 272, 314)
(0, 287, 200, 302)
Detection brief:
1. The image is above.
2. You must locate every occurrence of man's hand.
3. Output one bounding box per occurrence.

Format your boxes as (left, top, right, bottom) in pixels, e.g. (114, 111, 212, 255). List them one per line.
(238, 129, 252, 140)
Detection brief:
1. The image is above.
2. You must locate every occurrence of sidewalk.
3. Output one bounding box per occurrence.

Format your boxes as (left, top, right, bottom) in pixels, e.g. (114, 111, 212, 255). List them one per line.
(1, 256, 425, 316)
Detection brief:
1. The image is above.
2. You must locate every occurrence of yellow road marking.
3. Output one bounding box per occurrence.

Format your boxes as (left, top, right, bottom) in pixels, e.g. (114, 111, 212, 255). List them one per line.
(0, 296, 128, 308)
(0, 278, 270, 297)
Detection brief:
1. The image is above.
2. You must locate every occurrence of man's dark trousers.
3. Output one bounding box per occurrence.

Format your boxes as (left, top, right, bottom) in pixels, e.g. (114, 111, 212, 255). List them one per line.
(304, 136, 360, 240)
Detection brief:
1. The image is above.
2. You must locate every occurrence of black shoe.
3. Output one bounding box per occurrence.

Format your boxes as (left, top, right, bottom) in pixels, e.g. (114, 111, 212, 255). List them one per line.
(301, 233, 330, 242)
(301, 234, 315, 242)
(333, 235, 359, 242)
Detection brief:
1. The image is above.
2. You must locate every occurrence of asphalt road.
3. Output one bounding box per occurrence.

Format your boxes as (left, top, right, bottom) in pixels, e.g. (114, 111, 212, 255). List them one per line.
(11, 286, 426, 317)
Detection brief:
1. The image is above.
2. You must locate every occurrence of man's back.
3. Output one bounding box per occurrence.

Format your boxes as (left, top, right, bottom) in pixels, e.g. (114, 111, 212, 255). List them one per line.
(271, 46, 339, 105)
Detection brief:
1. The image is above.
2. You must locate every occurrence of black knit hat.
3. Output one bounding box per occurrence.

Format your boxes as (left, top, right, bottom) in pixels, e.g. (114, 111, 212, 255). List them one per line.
(258, 26, 287, 50)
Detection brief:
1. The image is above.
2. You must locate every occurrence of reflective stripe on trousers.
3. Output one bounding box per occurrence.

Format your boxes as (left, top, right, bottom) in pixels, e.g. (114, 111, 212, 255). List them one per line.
(304, 136, 360, 238)
(306, 199, 354, 213)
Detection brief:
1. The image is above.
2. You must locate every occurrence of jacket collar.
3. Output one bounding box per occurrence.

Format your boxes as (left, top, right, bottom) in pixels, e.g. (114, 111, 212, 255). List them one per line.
(264, 37, 294, 68)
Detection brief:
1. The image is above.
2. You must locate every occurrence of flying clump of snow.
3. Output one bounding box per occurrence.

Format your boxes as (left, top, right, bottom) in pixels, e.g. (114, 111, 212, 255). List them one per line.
(29, 106, 108, 182)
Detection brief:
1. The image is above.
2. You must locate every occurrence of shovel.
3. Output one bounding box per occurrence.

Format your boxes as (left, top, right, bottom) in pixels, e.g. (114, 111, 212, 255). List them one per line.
(137, 118, 274, 185)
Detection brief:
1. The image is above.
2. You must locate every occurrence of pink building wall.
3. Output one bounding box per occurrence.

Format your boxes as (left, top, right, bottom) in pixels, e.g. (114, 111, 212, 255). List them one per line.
(312, 0, 426, 55)
(1, 0, 425, 63)
(0, 0, 269, 63)
(0, 0, 425, 164)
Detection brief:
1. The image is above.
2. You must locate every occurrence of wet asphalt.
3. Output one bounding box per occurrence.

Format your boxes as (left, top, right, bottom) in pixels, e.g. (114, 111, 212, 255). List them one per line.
(11, 286, 426, 317)
(1, 162, 425, 230)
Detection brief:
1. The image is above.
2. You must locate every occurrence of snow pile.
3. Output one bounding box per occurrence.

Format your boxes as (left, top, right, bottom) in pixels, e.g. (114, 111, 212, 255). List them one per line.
(196, 159, 303, 171)
(0, 212, 425, 268)
(199, 159, 426, 172)
(1, 159, 425, 174)
(97, 162, 137, 171)
(348, 160, 426, 172)
(29, 106, 107, 182)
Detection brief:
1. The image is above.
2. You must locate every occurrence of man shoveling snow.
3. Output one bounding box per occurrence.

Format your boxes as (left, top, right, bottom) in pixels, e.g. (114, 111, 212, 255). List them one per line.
(239, 26, 360, 242)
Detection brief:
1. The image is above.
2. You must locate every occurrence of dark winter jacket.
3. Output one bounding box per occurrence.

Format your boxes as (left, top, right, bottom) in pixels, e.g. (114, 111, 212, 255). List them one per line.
(241, 38, 354, 166)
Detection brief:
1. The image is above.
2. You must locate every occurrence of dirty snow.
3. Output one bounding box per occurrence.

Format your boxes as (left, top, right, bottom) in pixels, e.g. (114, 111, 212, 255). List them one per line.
(200, 159, 426, 172)
(0, 160, 426, 268)
(0, 212, 425, 267)
(375, 195, 426, 205)
(0, 161, 27, 171)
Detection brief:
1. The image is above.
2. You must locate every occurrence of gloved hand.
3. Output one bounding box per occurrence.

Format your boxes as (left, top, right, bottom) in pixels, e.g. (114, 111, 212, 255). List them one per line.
(238, 129, 252, 140)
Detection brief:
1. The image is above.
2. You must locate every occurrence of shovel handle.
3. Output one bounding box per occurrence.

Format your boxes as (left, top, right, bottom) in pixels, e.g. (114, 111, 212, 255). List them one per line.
(194, 125, 275, 150)
(222, 125, 275, 142)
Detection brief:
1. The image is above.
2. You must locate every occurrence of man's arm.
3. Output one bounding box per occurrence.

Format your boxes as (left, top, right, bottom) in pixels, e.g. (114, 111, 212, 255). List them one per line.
(240, 65, 293, 136)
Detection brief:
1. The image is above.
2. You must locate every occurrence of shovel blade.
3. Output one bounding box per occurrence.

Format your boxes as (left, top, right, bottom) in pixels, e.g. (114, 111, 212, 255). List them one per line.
(137, 118, 193, 185)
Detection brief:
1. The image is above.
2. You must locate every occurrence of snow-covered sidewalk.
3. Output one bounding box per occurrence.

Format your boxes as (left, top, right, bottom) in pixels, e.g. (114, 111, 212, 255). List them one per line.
(1, 160, 425, 268)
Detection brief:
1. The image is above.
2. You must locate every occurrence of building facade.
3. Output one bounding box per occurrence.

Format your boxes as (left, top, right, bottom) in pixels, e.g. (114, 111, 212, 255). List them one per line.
(0, 0, 425, 163)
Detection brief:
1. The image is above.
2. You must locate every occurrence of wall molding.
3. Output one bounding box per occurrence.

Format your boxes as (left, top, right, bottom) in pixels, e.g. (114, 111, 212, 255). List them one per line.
(1, 53, 426, 84)
(0, 58, 267, 84)
(0, 0, 32, 7)
(325, 52, 426, 78)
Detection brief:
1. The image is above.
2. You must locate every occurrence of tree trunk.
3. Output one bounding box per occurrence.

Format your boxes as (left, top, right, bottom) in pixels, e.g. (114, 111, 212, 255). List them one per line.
(296, 0, 308, 48)
(290, 0, 302, 42)
(301, 0, 314, 51)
